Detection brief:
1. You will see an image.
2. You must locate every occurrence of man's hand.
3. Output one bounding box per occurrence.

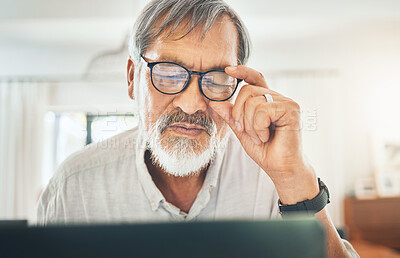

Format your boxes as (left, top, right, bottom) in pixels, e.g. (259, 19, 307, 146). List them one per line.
(209, 65, 319, 205)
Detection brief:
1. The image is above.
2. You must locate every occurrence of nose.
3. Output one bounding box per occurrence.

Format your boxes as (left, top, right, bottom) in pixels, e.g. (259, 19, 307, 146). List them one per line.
(172, 75, 207, 115)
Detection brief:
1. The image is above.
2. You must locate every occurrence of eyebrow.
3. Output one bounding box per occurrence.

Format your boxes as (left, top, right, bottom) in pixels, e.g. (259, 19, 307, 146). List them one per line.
(154, 55, 229, 72)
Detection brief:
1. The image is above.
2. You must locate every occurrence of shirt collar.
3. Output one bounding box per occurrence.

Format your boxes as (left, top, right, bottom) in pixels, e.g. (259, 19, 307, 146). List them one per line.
(136, 130, 164, 211)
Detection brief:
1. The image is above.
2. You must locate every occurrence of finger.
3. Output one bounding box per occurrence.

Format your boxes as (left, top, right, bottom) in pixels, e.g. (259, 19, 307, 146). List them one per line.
(231, 85, 269, 123)
(254, 101, 300, 130)
(225, 65, 268, 88)
(254, 105, 272, 143)
(208, 101, 242, 133)
(243, 96, 265, 144)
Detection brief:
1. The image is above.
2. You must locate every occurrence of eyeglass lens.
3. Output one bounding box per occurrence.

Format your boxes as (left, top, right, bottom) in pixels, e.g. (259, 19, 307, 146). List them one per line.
(151, 63, 237, 101)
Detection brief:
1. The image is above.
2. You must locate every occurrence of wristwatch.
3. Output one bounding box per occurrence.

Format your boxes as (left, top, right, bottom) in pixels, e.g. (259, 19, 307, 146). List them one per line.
(278, 178, 330, 218)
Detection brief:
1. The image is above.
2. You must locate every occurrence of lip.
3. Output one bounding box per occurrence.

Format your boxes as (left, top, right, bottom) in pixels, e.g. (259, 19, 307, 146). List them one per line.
(169, 123, 205, 130)
(168, 123, 206, 137)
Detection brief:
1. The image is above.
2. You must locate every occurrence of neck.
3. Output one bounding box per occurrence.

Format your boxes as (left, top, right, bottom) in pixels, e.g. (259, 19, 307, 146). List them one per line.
(144, 150, 208, 213)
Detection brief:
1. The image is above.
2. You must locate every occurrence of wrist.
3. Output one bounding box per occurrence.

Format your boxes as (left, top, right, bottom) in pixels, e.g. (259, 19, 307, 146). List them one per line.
(279, 178, 331, 217)
(272, 164, 319, 205)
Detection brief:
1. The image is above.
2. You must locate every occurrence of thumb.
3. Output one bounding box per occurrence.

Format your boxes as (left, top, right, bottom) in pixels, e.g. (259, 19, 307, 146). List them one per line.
(209, 101, 238, 132)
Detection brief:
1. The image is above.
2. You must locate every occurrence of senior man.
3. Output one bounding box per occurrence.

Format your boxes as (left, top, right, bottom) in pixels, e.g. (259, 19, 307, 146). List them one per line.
(38, 0, 358, 257)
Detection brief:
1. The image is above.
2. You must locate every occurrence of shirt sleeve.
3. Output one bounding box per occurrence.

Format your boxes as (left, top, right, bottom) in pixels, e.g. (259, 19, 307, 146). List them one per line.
(36, 184, 53, 225)
(342, 239, 360, 257)
(270, 188, 282, 219)
(36, 180, 66, 225)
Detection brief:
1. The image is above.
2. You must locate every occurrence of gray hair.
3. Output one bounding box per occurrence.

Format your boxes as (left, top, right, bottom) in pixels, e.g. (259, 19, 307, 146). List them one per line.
(129, 0, 251, 65)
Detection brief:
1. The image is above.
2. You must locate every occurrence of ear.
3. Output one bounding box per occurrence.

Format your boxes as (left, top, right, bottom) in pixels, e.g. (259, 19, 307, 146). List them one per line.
(127, 57, 135, 100)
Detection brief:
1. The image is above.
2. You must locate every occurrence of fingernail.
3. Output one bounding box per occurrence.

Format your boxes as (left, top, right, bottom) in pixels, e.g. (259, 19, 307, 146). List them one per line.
(235, 122, 242, 132)
(252, 137, 261, 145)
(259, 135, 267, 143)
(227, 66, 237, 71)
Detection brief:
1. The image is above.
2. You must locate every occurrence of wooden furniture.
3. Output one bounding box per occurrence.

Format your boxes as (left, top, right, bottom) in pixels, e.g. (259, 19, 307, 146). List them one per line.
(344, 196, 400, 252)
(350, 240, 400, 258)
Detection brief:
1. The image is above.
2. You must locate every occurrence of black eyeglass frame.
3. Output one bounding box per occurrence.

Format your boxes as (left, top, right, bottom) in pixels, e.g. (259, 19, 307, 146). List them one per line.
(141, 55, 242, 102)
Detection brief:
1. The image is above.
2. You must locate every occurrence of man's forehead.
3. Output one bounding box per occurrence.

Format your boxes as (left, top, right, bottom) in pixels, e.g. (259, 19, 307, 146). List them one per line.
(146, 15, 239, 70)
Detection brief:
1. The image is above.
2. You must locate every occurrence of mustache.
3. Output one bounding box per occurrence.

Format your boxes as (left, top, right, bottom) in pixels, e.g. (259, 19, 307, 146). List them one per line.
(158, 108, 215, 136)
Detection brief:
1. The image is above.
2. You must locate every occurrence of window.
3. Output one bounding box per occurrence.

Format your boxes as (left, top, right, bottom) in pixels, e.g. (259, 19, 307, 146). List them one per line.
(41, 112, 137, 187)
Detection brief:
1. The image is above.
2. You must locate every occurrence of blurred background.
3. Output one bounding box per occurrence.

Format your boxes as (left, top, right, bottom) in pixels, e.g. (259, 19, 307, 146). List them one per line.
(1, 0, 400, 253)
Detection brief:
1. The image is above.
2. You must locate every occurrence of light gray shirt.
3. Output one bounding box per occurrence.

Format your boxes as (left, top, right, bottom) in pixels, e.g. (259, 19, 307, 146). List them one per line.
(37, 126, 358, 256)
(37, 126, 280, 224)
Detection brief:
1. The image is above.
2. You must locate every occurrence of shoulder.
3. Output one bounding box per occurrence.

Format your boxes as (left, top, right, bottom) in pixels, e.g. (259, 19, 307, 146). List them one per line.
(52, 127, 138, 185)
(41, 127, 140, 201)
(37, 127, 141, 224)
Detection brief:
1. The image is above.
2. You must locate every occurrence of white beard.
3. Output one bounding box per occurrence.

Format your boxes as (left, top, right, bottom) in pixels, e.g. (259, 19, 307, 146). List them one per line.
(144, 111, 219, 177)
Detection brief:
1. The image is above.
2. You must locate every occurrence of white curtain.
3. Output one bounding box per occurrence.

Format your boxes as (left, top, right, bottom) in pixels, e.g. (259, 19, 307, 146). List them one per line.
(0, 80, 48, 221)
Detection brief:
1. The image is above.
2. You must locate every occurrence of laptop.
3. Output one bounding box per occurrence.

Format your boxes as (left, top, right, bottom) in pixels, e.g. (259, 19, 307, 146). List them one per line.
(0, 218, 325, 258)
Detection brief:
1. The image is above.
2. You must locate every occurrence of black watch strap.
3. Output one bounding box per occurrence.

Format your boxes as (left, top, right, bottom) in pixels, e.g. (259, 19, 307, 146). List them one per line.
(278, 178, 330, 218)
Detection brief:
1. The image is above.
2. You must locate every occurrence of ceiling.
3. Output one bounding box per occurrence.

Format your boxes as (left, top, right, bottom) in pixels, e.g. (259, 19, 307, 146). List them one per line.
(2, 0, 400, 20)
(1, 0, 400, 45)
(1, 0, 399, 77)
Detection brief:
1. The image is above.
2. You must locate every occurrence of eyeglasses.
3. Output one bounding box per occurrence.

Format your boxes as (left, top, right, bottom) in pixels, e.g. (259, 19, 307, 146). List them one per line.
(141, 55, 242, 101)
